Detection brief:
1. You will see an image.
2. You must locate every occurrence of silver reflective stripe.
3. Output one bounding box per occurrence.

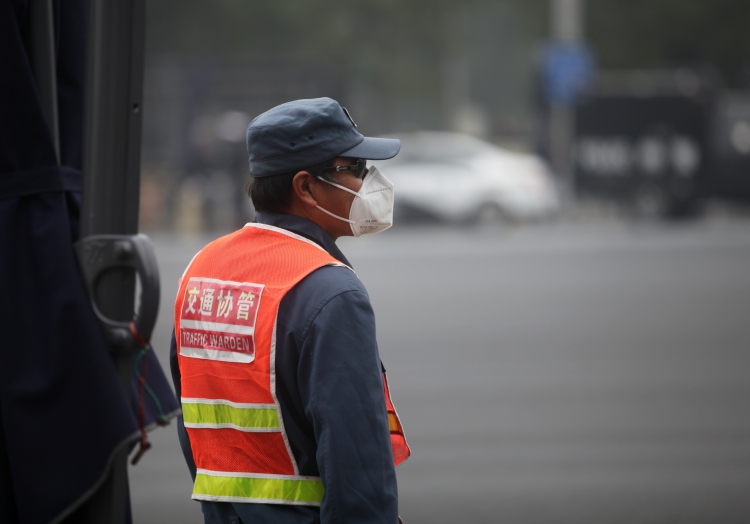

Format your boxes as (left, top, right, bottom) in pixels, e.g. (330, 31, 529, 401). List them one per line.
(181, 398, 276, 409)
(181, 319, 255, 335)
(196, 469, 321, 480)
(180, 345, 254, 363)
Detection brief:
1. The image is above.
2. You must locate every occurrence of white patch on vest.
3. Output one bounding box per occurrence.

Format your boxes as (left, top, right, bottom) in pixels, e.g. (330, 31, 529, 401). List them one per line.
(179, 277, 264, 363)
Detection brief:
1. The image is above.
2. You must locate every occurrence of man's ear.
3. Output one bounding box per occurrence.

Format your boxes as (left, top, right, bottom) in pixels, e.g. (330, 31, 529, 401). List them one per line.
(291, 171, 320, 208)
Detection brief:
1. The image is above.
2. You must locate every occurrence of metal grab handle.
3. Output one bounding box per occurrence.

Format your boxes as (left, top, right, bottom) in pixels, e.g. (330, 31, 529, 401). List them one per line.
(75, 233, 160, 350)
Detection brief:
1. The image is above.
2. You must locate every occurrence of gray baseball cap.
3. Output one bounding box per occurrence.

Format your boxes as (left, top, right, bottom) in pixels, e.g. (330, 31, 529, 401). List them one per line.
(246, 97, 400, 178)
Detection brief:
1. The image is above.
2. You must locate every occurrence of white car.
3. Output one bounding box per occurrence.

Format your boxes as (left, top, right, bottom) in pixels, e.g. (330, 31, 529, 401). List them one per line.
(374, 132, 559, 223)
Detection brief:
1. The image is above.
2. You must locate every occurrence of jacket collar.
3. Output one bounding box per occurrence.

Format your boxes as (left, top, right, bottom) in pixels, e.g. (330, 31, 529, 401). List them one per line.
(253, 211, 353, 268)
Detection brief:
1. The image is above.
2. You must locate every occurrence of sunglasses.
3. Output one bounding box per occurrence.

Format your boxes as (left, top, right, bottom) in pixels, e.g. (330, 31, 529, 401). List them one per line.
(321, 158, 368, 179)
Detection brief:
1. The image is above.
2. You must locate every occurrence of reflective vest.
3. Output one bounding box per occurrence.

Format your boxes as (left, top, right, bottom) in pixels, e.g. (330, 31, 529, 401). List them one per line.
(174, 223, 410, 506)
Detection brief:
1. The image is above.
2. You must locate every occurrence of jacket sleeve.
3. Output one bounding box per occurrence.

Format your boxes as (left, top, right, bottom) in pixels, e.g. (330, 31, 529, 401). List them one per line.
(297, 289, 398, 524)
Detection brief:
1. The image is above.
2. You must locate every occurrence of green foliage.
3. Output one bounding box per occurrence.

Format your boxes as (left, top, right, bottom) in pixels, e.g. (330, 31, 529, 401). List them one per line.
(147, 0, 750, 75)
(588, 0, 750, 85)
(145, 0, 539, 97)
(144, 0, 750, 132)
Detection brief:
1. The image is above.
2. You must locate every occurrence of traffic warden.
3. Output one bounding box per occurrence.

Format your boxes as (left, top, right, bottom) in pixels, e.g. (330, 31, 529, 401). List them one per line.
(170, 97, 410, 524)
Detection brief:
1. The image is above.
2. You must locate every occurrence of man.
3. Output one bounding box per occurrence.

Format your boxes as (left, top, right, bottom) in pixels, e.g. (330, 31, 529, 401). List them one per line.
(170, 97, 410, 524)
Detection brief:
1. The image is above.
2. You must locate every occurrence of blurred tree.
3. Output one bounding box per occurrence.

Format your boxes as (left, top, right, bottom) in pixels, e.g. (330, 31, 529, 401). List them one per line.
(146, 0, 750, 98)
(588, 0, 750, 86)
(142, 0, 750, 148)
(144, 0, 545, 133)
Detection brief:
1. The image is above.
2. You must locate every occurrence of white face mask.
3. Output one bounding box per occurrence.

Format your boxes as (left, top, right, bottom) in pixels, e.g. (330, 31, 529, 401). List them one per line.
(316, 166, 395, 237)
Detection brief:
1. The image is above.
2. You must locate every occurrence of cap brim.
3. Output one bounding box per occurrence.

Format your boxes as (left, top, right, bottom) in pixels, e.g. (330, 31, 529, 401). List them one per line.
(340, 136, 401, 160)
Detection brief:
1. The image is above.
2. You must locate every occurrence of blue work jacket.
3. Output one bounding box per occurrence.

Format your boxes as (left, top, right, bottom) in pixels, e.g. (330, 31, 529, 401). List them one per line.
(170, 211, 399, 524)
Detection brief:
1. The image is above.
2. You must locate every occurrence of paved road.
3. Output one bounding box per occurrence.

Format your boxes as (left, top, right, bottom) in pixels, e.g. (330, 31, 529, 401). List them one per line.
(129, 219, 750, 524)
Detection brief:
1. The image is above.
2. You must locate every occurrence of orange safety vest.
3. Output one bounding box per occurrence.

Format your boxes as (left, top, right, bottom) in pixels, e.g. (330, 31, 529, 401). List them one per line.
(174, 223, 410, 505)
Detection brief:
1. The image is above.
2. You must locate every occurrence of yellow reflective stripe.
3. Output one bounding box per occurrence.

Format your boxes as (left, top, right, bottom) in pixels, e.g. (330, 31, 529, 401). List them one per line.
(182, 402, 279, 429)
(193, 473, 324, 505)
(388, 412, 402, 433)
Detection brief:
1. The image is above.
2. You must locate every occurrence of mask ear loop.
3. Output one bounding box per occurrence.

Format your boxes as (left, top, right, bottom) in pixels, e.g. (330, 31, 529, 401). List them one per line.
(316, 176, 362, 197)
(314, 176, 358, 223)
(315, 203, 356, 224)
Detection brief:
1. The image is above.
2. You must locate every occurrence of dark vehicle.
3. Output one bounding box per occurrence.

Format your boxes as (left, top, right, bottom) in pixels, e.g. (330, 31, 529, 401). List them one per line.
(574, 69, 713, 218)
(708, 92, 750, 202)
